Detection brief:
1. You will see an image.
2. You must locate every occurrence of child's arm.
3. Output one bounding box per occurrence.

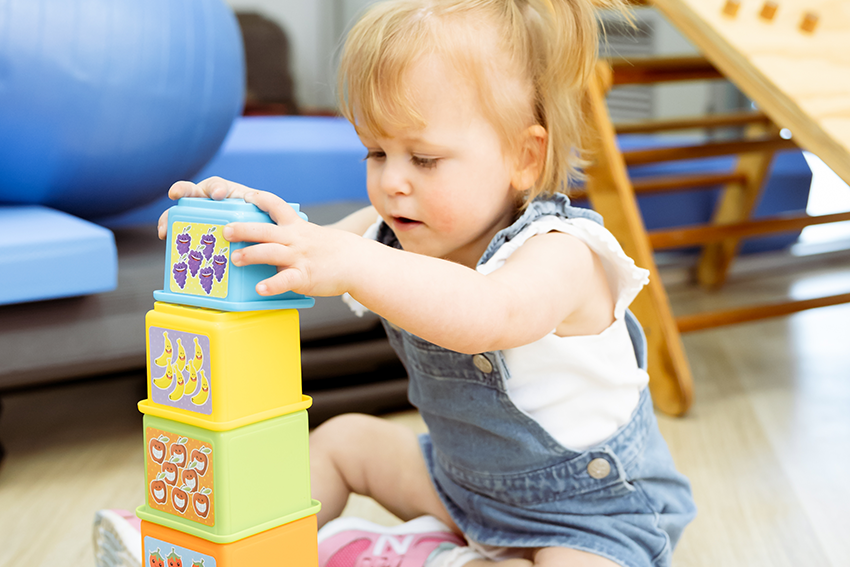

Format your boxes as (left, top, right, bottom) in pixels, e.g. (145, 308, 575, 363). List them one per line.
(325, 205, 380, 235)
(229, 191, 613, 354)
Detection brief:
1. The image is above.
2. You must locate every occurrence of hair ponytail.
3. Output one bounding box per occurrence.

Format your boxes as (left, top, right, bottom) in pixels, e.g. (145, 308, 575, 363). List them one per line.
(516, 0, 632, 202)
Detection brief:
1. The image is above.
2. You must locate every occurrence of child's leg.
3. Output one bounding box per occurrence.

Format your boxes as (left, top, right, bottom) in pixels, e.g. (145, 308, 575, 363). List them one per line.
(460, 547, 620, 567)
(309, 412, 458, 531)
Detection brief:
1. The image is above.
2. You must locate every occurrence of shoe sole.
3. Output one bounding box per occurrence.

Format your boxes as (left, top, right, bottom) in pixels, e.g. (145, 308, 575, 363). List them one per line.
(317, 515, 456, 543)
(93, 510, 142, 567)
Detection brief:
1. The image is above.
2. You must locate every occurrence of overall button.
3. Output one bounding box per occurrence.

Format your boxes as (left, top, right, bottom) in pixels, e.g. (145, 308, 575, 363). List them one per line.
(587, 458, 611, 479)
(472, 354, 493, 374)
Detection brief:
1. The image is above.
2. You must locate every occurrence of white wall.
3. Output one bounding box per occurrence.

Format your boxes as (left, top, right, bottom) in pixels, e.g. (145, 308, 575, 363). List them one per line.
(225, 0, 337, 109)
(224, 1, 724, 117)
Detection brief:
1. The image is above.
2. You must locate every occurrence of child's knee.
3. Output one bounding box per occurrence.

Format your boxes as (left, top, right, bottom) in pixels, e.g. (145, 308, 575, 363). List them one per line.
(310, 413, 386, 456)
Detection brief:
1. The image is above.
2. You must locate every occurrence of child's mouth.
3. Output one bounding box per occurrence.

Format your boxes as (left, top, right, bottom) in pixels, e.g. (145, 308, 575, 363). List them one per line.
(392, 216, 422, 230)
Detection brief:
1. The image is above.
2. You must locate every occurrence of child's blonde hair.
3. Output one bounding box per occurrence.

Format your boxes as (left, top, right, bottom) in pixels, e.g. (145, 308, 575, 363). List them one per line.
(338, 0, 628, 204)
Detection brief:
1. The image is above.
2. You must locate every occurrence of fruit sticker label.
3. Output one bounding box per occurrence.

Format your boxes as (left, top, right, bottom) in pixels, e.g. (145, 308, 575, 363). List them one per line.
(146, 427, 215, 527)
(144, 537, 216, 567)
(170, 222, 230, 298)
(149, 327, 212, 415)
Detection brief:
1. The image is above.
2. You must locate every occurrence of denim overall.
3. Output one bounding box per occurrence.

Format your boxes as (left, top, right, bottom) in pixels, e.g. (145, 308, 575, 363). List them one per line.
(376, 195, 696, 567)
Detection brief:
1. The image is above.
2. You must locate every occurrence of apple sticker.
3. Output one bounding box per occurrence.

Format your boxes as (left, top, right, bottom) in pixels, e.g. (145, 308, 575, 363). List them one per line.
(162, 461, 179, 486)
(149, 436, 169, 465)
(170, 438, 189, 467)
(181, 467, 199, 493)
(192, 488, 212, 519)
(172, 485, 190, 514)
(189, 447, 211, 476)
(150, 474, 168, 505)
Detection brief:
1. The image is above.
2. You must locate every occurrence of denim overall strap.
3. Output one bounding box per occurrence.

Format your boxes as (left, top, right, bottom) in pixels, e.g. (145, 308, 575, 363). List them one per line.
(478, 193, 603, 267)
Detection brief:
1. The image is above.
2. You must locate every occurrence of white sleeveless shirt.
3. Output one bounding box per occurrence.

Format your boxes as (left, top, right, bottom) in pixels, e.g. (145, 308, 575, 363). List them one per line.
(476, 216, 650, 450)
(345, 215, 650, 451)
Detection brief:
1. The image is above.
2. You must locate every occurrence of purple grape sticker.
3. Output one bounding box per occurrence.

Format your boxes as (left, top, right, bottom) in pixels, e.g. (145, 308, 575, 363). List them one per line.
(199, 266, 215, 295)
(173, 256, 188, 289)
(188, 249, 204, 277)
(212, 248, 228, 282)
(200, 227, 217, 261)
(175, 226, 192, 256)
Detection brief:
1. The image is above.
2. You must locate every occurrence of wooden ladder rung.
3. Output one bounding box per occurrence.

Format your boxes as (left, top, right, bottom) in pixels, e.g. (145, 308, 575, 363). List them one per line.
(570, 171, 746, 201)
(649, 211, 850, 250)
(677, 293, 850, 333)
(622, 136, 797, 166)
(615, 111, 771, 135)
(609, 55, 724, 85)
(631, 171, 747, 194)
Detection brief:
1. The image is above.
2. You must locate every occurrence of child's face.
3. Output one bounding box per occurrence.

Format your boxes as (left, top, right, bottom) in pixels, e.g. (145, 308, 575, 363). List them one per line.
(358, 54, 519, 268)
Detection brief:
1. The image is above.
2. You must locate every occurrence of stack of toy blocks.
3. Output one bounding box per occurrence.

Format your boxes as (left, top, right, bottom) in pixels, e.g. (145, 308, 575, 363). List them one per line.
(136, 198, 320, 567)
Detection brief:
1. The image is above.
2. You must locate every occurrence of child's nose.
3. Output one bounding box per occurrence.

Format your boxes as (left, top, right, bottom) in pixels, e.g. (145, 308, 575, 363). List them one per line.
(378, 160, 412, 196)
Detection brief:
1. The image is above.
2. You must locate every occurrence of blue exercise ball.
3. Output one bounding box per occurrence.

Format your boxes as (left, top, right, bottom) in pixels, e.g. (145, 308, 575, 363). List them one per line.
(0, 0, 245, 219)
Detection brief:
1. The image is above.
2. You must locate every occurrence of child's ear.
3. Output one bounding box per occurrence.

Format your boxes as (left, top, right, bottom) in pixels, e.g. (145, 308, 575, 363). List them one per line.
(510, 125, 548, 192)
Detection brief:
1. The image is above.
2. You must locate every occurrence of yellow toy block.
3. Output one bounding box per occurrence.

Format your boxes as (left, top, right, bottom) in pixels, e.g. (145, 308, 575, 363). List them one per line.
(140, 302, 307, 430)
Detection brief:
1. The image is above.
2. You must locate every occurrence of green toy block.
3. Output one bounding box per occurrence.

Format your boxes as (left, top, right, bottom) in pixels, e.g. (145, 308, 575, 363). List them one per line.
(137, 410, 318, 543)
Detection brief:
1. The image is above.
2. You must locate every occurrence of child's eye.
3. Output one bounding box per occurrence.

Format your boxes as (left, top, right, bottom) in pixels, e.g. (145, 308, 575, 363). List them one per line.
(363, 150, 385, 161)
(411, 155, 438, 169)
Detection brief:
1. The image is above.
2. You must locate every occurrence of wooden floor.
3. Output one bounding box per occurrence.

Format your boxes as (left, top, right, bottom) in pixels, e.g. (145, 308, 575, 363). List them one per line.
(1, 246, 849, 566)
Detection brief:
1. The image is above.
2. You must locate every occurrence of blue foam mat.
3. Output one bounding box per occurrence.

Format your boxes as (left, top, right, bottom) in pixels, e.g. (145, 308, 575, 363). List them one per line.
(0, 206, 117, 305)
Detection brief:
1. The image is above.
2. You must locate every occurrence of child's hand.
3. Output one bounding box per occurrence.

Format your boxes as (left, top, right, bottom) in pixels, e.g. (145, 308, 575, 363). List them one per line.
(225, 190, 361, 298)
(157, 177, 257, 240)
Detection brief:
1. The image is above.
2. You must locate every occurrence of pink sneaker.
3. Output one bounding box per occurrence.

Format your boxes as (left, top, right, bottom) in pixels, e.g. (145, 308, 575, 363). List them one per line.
(318, 515, 467, 567)
(92, 509, 142, 567)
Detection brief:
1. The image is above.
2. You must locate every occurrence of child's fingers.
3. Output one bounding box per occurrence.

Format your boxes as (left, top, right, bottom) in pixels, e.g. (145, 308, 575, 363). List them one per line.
(242, 190, 300, 226)
(230, 242, 294, 270)
(195, 177, 256, 200)
(157, 209, 170, 240)
(169, 177, 257, 201)
(167, 180, 204, 200)
(257, 269, 306, 297)
(223, 221, 289, 246)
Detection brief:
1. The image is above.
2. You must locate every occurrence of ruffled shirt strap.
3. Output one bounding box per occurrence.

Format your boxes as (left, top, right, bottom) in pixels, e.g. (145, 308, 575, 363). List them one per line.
(476, 216, 650, 321)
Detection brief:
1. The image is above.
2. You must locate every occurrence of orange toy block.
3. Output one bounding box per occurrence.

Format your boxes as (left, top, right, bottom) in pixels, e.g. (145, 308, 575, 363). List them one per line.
(142, 515, 318, 567)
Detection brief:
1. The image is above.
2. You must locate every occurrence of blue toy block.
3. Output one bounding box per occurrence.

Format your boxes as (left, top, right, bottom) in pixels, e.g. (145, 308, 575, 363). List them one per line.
(0, 206, 117, 305)
(153, 198, 315, 311)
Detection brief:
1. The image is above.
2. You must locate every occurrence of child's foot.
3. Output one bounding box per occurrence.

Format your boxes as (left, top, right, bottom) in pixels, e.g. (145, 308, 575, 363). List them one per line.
(317, 515, 467, 567)
(92, 509, 142, 567)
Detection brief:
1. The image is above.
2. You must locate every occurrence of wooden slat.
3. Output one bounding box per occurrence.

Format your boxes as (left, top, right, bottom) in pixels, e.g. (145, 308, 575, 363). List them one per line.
(677, 293, 850, 333)
(649, 211, 850, 250)
(609, 55, 724, 85)
(622, 136, 796, 165)
(570, 171, 746, 201)
(631, 171, 746, 194)
(614, 111, 771, 134)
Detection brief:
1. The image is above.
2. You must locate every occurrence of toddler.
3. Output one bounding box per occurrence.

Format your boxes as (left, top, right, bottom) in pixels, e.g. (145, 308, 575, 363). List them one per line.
(95, 1, 695, 566)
